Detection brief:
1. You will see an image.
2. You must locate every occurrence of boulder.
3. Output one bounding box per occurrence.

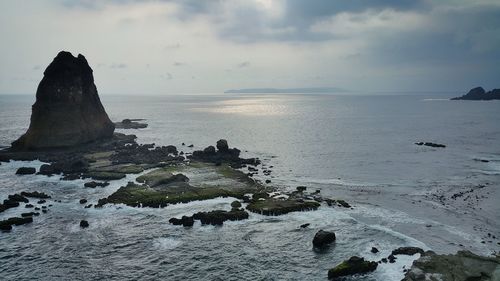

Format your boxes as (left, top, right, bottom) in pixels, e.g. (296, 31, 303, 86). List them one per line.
(328, 256, 378, 280)
(20, 191, 51, 199)
(216, 139, 229, 152)
(12, 51, 115, 150)
(193, 209, 249, 226)
(80, 220, 89, 228)
(16, 167, 36, 175)
(312, 230, 336, 248)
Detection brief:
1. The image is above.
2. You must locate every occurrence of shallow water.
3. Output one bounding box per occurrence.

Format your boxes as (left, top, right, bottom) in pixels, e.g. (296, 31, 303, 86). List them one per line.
(1, 93, 499, 280)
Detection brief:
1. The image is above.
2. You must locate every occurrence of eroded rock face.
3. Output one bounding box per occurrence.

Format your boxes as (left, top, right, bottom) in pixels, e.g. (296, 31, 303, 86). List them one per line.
(12, 51, 114, 150)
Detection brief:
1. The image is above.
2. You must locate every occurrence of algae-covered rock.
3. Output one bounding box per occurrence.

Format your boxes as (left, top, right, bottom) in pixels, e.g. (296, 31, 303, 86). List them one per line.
(84, 171, 126, 181)
(246, 198, 320, 216)
(402, 250, 500, 281)
(328, 256, 378, 280)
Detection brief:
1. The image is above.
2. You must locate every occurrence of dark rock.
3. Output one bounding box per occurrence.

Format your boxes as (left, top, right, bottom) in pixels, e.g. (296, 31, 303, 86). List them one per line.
(84, 181, 109, 188)
(451, 87, 500, 101)
(79, 199, 87, 204)
(16, 167, 36, 175)
(247, 198, 320, 216)
(11, 51, 115, 150)
(328, 256, 378, 280)
(38, 164, 57, 175)
(25, 204, 34, 208)
(169, 216, 194, 227)
(300, 223, 310, 228)
(8, 194, 29, 203)
(388, 254, 396, 263)
(402, 250, 500, 281)
(296, 186, 307, 192)
(230, 200, 242, 209)
(392, 246, 424, 256)
(80, 220, 89, 228)
(21, 212, 39, 217)
(37, 200, 46, 204)
(84, 204, 93, 209)
(0, 216, 33, 231)
(381, 258, 388, 263)
(313, 230, 336, 248)
(371, 247, 379, 254)
(265, 179, 271, 184)
(188, 144, 194, 148)
(114, 119, 148, 129)
(20, 191, 51, 199)
(193, 209, 249, 226)
(216, 139, 229, 152)
(415, 142, 446, 148)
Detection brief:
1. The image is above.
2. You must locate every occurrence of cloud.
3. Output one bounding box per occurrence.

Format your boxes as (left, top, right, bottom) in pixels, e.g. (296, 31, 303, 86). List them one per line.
(173, 61, 185, 66)
(237, 61, 250, 68)
(110, 63, 127, 69)
(161, 72, 173, 80)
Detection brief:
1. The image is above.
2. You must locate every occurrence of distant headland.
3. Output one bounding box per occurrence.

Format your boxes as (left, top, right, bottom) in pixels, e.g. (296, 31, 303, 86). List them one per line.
(451, 87, 500, 100)
(224, 87, 348, 94)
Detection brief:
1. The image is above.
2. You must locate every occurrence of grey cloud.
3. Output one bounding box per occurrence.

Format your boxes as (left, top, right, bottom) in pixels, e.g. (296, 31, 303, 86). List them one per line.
(110, 63, 127, 69)
(237, 61, 250, 68)
(173, 62, 185, 66)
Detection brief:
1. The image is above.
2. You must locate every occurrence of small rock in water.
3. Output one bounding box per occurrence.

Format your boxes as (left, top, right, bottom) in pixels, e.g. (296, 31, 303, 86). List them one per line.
(300, 223, 310, 228)
(80, 220, 89, 228)
(79, 199, 88, 204)
(16, 167, 36, 175)
(296, 186, 307, 192)
(313, 230, 336, 248)
(371, 247, 379, 254)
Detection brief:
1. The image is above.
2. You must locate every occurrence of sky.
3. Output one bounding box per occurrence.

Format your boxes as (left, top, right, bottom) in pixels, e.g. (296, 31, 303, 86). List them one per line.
(0, 0, 499, 95)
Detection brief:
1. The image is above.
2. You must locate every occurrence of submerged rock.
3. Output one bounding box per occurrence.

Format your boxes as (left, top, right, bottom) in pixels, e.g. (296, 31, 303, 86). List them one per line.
(12, 51, 115, 150)
(402, 250, 500, 281)
(312, 230, 336, 248)
(20, 191, 51, 199)
(0, 216, 34, 232)
(328, 256, 378, 280)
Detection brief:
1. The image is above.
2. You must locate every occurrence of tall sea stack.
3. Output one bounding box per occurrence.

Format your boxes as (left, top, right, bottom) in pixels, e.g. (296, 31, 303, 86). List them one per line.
(12, 51, 115, 150)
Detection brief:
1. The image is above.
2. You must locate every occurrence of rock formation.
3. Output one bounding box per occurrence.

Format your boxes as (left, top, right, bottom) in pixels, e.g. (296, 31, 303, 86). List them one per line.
(12, 51, 115, 150)
(451, 87, 500, 100)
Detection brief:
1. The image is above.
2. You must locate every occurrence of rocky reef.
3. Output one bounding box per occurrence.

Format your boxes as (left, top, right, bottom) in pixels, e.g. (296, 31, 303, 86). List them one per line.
(114, 119, 148, 129)
(12, 51, 115, 150)
(403, 250, 500, 281)
(328, 256, 378, 280)
(451, 87, 500, 100)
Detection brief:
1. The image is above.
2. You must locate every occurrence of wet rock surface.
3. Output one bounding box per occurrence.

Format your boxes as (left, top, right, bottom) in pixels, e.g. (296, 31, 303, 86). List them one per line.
(402, 250, 500, 281)
(415, 142, 446, 148)
(16, 167, 36, 175)
(246, 197, 320, 216)
(328, 256, 378, 280)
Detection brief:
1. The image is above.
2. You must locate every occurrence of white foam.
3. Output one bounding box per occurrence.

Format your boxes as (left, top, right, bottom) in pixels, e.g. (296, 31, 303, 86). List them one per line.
(153, 237, 182, 250)
(373, 253, 421, 281)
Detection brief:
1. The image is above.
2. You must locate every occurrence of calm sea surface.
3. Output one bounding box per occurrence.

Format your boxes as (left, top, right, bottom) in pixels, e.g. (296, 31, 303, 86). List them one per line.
(1, 93, 499, 280)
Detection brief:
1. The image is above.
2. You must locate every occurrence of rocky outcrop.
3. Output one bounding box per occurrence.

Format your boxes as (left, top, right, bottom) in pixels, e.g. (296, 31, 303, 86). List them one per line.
(328, 256, 378, 280)
(190, 139, 260, 168)
(451, 87, 500, 100)
(312, 230, 336, 248)
(12, 51, 115, 150)
(114, 119, 148, 129)
(415, 142, 446, 148)
(403, 250, 500, 281)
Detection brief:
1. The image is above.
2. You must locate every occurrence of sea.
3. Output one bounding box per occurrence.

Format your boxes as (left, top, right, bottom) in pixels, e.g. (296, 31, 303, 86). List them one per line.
(0, 93, 499, 280)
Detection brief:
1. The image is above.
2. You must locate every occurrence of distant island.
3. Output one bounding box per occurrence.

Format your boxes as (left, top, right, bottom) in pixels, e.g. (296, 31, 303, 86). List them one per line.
(224, 87, 348, 94)
(451, 87, 500, 100)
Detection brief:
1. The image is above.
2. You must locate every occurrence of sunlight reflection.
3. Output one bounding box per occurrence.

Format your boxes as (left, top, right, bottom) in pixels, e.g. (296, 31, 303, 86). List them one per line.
(191, 98, 289, 116)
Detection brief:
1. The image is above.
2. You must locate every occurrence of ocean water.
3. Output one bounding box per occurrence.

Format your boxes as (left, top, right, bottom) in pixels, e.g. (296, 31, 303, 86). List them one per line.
(1, 93, 499, 280)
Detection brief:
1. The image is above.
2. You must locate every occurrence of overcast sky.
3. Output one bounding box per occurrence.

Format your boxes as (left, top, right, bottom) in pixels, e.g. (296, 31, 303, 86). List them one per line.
(0, 0, 499, 95)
